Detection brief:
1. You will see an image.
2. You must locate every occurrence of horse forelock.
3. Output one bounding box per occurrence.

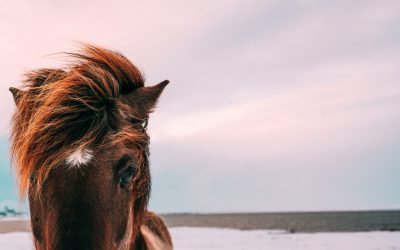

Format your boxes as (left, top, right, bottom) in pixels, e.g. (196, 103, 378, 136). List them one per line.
(10, 44, 147, 198)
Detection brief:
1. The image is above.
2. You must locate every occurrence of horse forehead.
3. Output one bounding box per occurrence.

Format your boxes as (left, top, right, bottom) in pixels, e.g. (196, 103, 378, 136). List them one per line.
(66, 148, 93, 168)
(65, 141, 127, 168)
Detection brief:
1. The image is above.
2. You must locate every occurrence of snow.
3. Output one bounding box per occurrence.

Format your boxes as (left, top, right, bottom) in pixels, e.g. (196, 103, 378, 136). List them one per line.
(1, 227, 400, 250)
(0, 232, 32, 249)
(170, 228, 400, 250)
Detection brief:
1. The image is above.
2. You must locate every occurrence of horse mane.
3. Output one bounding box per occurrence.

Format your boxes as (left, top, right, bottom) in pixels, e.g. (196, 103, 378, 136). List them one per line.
(11, 44, 146, 198)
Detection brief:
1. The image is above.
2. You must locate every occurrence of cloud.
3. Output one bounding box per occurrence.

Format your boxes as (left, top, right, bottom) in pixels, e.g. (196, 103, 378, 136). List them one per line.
(1, 0, 400, 212)
(151, 61, 400, 157)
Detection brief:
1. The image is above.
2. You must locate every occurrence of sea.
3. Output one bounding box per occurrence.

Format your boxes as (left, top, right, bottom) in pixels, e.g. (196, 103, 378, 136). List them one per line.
(162, 210, 400, 233)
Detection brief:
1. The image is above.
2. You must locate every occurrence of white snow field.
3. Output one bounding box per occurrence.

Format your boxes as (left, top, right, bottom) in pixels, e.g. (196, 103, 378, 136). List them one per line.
(0, 227, 400, 249)
(171, 227, 400, 250)
(0, 232, 32, 249)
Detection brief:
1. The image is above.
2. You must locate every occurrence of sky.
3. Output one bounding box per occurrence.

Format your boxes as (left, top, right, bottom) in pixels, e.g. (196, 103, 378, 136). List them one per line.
(0, 0, 399, 213)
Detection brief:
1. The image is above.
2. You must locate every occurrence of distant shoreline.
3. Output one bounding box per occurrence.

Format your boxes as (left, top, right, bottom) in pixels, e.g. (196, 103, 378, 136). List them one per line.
(162, 210, 400, 232)
(1, 210, 400, 234)
(161, 208, 400, 215)
(0, 219, 30, 233)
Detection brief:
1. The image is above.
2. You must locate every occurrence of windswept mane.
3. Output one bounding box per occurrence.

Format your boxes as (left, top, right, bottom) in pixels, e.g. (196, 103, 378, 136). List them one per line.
(11, 45, 145, 197)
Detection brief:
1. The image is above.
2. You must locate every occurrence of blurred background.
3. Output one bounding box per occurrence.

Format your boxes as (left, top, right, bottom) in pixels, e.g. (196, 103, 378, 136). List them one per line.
(0, 0, 399, 214)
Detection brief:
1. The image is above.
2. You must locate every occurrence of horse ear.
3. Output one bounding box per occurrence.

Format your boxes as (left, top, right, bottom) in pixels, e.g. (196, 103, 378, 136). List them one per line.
(9, 87, 25, 105)
(124, 80, 169, 116)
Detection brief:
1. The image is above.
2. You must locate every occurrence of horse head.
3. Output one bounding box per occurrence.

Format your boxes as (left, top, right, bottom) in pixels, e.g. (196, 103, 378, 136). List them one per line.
(10, 45, 171, 250)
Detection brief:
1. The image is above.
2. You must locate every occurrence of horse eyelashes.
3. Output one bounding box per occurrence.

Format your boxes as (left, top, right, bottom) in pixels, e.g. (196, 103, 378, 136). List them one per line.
(128, 115, 148, 131)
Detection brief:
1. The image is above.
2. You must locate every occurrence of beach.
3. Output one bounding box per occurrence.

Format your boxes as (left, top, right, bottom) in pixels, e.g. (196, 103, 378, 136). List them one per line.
(0, 219, 30, 234)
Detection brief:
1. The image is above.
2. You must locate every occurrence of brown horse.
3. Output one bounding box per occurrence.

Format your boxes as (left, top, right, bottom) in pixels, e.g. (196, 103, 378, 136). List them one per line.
(9, 45, 173, 250)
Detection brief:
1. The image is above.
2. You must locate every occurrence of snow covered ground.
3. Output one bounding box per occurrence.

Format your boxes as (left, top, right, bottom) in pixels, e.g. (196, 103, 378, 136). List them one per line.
(171, 227, 400, 250)
(0, 232, 32, 249)
(0, 227, 399, 249)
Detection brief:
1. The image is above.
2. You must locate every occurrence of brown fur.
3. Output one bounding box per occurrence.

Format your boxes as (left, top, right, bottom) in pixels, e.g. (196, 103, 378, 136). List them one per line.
(11, 45, 145, 197)
(9, 44, 172, 250)
(142, 212, 173, 246)
(133, 212, 172, 250)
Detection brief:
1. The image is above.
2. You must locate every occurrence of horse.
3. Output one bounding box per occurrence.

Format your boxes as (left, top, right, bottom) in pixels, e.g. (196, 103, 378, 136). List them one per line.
(9, 44, 173, 250)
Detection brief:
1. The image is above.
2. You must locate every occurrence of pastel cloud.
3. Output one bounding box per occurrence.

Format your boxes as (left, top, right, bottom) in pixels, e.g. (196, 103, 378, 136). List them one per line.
(0, 0, 399, 212)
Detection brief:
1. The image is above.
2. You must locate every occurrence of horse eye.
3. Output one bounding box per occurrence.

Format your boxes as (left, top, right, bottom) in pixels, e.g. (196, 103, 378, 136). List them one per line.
(128, 116, 148, 130)
(119, 166, 135, 187)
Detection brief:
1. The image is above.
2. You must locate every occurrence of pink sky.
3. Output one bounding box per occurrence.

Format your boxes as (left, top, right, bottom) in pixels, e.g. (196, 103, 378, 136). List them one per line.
(1, 0, 399, 212)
